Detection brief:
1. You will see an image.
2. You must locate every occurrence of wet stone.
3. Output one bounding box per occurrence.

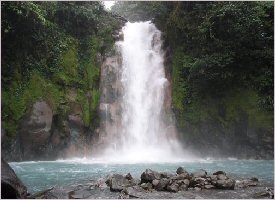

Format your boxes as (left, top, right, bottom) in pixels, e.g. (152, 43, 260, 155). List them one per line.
(125, 173, 133, 180)
(140, 183, 152, 190)
(213, 171, 226, 176)
(155, 178, 169, 191)
(176, 167, 188, 175)
(166, 183, 179, 193)
(193, 169, 207, 178)
(141, 169, 161, 183)
(250, 177, 259, 182)
(152, 179, 160, 187)
(217, 174, 228, 180)
(183, 179, 190, 186)
(205, 184, 215, 189)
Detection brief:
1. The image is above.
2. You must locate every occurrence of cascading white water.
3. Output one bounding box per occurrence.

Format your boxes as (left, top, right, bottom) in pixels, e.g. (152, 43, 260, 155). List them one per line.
(98, 21, 191, 163)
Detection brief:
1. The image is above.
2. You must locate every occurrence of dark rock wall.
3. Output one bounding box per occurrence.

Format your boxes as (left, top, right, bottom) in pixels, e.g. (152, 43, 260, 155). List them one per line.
(2, 99, 94, 161)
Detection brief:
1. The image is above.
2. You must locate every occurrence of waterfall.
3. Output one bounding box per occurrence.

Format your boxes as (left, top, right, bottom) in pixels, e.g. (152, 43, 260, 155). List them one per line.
(97, 21, 190, 163)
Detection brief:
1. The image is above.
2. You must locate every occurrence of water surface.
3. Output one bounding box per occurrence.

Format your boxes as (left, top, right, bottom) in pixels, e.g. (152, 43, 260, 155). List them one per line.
(10, 159, 274, 193)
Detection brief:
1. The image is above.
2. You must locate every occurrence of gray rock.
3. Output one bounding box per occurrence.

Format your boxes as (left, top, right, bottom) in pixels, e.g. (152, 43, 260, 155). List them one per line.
(175, 180, 184, 185)
(18, 101, 53, 160)
(210, 175, 217, 181)
(194, 177, 206, 185)
(250, 177, 258, 182)
(160, 172, 174, 179)
(1, 158, 27, 198)
(217, 174, 228, 180)
(192, 169, 207, 178)
(215, 179, 235, 190)
(183, 179, 190, 186)
(213, 171, 226, 176)
(176, 167, 188, 175)
(96, 178, 108, 188)
(109, 174, 133, 192)
(141, 169, 161, 183)
(140, 183, 152, 190)
(195, 187, 202, 191)
(152, 179, 160, 187)
(204, 184, 215, 189)
(155, 178, 169, 191)
(179, 184, 188, 191)
(166, 183, 179, 193)
(125, 173, 133, 180)
(171, 173, 190, 181)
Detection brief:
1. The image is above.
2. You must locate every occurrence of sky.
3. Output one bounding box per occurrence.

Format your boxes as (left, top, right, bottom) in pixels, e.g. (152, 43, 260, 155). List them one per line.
(102, 1, 115, 10)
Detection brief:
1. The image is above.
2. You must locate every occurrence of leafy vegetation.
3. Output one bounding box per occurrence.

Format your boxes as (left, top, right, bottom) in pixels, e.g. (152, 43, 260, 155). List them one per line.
(1, 2, 121, 137)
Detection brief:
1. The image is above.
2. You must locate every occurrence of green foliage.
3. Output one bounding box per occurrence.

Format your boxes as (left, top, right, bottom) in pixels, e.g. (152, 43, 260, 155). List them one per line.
(2, 81, 26, 137)
(2, 1, 119, 137)
(53, 38, 81, 86)
(76, 90, 90, 127)
(111, 1, 168, 22)
(54, 2, 104, 37)
(223, 89, 273, 129)
(24, 72, 61, 111)
(162, 2, 274, 131)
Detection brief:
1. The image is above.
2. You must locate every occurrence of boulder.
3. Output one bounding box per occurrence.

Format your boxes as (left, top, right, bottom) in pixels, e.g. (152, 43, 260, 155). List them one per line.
(160, 172, 174, 179)
(176, 167, 188, 175)
(166, 183, 179, 193)
(109, 174, 134, 192)
(175, 180, 184, 185)
(194, 177, 206, 186)
(215, 179, 235, 190)
(18, 101, 53, 160)
(95, 178, 107, 188)
(250, 177, 258, 182)
(217, 174, 228, 180)
(204, 184, 215, 189)
(171, 173, 189, 181)
(154, 178, 169, 191)
(140, 183, 152, 190)
(141, 169, 161, 183)
(179, 184, 188, 191)
(183, 179, 190, 186)
(152, 179, 160, 187)
(1, 158, 28, 198)
(192, 169, 207, 178)
(213, 171, 226, 176)
(210, 175, 218, 181)
(125, 173, 133, 180)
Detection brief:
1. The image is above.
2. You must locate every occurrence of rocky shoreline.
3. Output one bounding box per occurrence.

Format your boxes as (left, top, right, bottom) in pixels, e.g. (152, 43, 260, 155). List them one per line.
(31, 167, 273, 199)
(1, 158, 273, 199)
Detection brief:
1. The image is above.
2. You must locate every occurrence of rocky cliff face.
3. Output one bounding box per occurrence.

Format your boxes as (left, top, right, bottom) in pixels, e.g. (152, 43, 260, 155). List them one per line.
(92, 45, 123, 155)
(2, 98, 93, 161)
(179, 117, 274, 160)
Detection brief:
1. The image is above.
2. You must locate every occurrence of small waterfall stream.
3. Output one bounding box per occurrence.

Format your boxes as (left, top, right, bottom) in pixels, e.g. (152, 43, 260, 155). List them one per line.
(98, 21, 189, 163)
